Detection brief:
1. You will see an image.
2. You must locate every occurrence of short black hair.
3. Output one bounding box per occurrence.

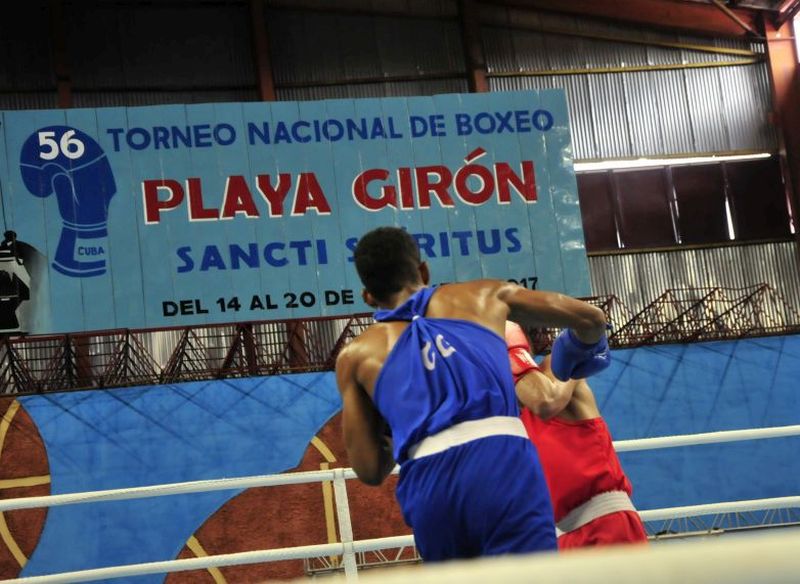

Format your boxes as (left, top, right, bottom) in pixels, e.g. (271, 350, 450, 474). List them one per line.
(354, 226, 422, 303)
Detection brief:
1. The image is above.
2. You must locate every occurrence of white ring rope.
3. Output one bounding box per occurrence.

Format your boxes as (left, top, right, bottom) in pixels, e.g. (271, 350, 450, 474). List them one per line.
(343, 531, 800, 584)
(2, 423, 798, 513)
(0, 467, 357, 512)
(10, 495, 800, 584)
(9, 536, 415, 584)
(638, 495, 800, 521)
(613, 424, 800, 452)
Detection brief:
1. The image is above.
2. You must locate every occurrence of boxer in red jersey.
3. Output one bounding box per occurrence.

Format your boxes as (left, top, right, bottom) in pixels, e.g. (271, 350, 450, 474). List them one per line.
(505, 321, 648, 549)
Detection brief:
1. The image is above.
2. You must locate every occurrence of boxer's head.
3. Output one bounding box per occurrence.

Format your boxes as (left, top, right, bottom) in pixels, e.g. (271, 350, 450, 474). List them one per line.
(354, 226, 428, 307)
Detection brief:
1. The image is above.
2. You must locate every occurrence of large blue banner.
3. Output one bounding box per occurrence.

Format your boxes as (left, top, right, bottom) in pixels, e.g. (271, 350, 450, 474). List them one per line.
(0, 91, 590, 334)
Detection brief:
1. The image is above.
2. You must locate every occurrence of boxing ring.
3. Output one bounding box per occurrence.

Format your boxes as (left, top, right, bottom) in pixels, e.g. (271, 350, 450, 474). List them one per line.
(4, 424, 800, 583)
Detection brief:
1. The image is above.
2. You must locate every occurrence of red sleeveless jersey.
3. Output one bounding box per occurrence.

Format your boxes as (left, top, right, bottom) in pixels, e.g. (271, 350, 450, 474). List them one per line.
(520, 408, 633, 522)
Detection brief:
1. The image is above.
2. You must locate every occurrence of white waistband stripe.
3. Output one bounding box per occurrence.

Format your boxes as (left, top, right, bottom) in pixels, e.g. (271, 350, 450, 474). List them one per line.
(407, 416, 528, 460)
(556, 491, 637, 536)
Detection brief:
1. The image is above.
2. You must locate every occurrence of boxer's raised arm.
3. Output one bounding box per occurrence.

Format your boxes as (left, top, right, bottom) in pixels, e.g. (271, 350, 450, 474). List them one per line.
(498, 282, 610, 381)
(498, 283, 606, 344)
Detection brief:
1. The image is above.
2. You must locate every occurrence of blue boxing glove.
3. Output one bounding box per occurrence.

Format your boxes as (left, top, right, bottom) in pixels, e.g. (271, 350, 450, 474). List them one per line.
(20, 126, 117, 278)
(550, 329, 610, 381)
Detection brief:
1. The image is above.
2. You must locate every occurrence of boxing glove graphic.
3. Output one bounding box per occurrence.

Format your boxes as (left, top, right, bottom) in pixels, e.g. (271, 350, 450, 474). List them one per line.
(19, 126, 116, 277)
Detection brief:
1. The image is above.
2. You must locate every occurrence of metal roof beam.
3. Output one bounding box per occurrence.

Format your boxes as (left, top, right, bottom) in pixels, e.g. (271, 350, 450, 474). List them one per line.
(774, 0, 800, 26)
(762, 14, 800, 252)
(487, 0, 762, 39)
(709, 0, 762, 37)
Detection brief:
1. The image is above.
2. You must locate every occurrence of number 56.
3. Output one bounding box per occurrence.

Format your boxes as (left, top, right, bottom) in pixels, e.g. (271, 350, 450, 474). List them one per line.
(38, 130, 85, 160)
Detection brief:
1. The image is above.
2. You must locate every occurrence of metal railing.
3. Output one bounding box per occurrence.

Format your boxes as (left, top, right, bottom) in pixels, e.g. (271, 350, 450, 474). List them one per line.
(2, 284, 799, 396)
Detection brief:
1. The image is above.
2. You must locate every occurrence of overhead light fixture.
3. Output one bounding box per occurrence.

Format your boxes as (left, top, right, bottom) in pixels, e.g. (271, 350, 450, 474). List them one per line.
(573, 152, 771, 172)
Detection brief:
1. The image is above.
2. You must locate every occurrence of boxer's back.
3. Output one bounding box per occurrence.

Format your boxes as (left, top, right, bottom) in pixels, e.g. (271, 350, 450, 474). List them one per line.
(350, 280, 510, 397)
(367, 284, 519, 464)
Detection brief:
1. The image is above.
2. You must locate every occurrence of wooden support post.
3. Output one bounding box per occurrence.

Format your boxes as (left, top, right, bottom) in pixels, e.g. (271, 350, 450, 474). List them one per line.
(250, 0, 277, 101)
(459, 0, 489, 93)
(49, 0, 72, 108)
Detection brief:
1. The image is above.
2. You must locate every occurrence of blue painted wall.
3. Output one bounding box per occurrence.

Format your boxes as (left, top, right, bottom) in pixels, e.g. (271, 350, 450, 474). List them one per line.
(590, 335, 800, 511)
(19, 372, 341, 581)
(16, 335, 800, 580)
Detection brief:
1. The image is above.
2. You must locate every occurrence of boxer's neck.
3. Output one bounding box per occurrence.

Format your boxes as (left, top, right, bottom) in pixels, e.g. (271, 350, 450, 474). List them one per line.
(379, 283, 427, 310)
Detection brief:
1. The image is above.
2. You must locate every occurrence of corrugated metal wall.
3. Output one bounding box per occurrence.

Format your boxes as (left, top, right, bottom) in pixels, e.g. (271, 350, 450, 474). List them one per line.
(0, 0, 56, 110)
(1, 0, 797, 338)
(276, 78, 469, 102)
(0, 93, 57, 111)
(0, 2, 53, 90)
(588, 242, 800, 322)
(72, 89, 260, 109)
(482, 5, 777, 159)
(267, 7, 469, 100)
(66, 2, 258, 107)
(266, 0, 458, 17)
(0, 0, 777, 162)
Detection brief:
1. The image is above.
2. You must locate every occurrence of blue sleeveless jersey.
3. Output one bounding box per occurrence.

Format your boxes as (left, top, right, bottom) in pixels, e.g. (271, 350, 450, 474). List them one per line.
(373, 287, 520, 464)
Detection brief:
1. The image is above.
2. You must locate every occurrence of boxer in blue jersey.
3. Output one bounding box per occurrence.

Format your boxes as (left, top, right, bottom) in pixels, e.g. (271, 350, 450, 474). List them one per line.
(335, 226, 610, 561)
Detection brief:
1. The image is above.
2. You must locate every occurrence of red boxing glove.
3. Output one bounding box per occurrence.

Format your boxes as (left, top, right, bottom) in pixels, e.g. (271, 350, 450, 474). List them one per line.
(504, 321, 540, 384)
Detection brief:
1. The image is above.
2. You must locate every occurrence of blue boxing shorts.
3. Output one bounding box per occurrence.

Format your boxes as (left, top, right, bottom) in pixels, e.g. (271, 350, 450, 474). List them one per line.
(395, 434, 557, 561)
